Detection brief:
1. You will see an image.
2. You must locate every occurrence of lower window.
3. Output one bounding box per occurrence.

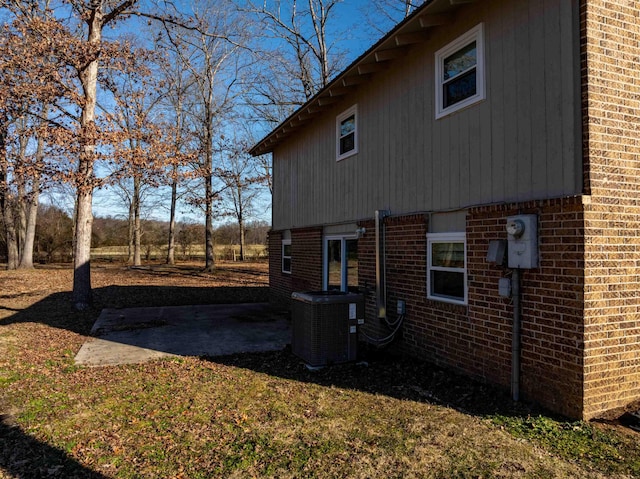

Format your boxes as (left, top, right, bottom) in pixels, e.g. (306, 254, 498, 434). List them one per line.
(427, 232, 467, 305)
(324, 236, 358, 292)
(282, 240, 291, 274)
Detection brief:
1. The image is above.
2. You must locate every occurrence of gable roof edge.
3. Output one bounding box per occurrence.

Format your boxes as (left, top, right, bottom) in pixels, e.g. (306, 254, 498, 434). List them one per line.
(249, 0, 480, 157)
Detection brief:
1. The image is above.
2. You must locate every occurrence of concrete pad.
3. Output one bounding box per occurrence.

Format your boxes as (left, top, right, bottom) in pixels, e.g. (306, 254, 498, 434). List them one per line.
(75, 303, 290, 366)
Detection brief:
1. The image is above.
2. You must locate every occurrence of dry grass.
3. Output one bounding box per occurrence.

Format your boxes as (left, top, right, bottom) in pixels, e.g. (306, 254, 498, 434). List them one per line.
(0, 263, 638, 478)
(90, 244, 268, 262)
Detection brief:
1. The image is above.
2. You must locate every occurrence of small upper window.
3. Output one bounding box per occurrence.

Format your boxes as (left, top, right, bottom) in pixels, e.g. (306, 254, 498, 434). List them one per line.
(427, 232, 467, 305)
(336, 105, 358, 161)
(435, 24, 485, 119)
(282, 240, 292, 274)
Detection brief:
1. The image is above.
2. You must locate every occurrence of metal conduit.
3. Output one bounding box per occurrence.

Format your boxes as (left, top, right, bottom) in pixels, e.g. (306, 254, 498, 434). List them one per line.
(375, 210, 389, 319)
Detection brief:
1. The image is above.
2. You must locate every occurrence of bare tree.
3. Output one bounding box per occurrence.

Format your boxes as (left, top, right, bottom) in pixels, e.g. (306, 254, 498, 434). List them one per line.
(3, 0, 199, 305)
(155, 40, 198, 265)
(103, 48, 171, 266)
(237, 0, 344, 123)
(362, 0, 426, 36)
(158, 1, 247, 272)
(241, 0, 345, 102)
(216, 138, 264, 261)
(63, 0, 142, 308)
(17, 113, 47, 269)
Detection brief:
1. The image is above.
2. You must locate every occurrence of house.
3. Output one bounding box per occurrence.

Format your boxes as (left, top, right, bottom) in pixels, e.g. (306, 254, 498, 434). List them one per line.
(249, 0, 640, 421)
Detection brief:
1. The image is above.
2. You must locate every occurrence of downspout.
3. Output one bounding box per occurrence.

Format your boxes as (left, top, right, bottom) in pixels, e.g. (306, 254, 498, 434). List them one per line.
(375, 210, 390, 319)
(511, 268, 522, 401)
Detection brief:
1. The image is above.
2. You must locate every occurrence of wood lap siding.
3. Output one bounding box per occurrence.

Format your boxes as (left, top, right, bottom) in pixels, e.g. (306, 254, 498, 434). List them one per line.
(272, 0, 582, 232)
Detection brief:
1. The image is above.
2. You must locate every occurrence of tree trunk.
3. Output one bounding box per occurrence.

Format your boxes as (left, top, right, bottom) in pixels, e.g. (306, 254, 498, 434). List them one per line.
(166, 173, 177, 265)
(1, 185, 19, 270)
(15, 126, 29, 260)
(236, 183, 245, 262)
(238, 213, 245, 261)
(204, 172, 215, 271)
(204, 103, 215, 272)
(0, 122, 19, 270)
(18, 132, 44, 269)
(127, 196, 134, 264)
(3, 204, 19, 270)
(72, 5, 102, 309)
(73, 187, 93, 308)
(133, 175, 141, 266)
(18, 183, 38, 269)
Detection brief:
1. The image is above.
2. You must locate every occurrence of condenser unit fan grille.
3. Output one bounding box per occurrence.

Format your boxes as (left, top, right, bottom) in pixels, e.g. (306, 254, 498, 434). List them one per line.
(291, 291, 364, 367)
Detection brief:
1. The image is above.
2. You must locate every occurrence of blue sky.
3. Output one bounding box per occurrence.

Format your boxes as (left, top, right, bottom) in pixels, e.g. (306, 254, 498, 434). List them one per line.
(42, 1, 412, 225)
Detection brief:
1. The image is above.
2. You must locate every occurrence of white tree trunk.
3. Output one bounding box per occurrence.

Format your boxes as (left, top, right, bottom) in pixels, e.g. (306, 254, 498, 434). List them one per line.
(72, 6, 102, 309)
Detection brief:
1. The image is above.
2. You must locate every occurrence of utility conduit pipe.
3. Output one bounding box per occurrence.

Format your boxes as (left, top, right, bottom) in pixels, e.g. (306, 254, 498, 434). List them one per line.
(375, 210, 390, 320)
(511, 268, 521, 402)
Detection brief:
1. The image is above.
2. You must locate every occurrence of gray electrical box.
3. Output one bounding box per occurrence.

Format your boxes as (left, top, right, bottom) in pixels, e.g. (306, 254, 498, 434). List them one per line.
(499, 278, 512, 297)
(486, 240, 507, 265)
(506, 215, 538, 269)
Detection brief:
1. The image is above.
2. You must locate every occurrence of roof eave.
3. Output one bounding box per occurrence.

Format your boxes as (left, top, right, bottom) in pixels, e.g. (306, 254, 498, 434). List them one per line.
(249, 0, 478, 157)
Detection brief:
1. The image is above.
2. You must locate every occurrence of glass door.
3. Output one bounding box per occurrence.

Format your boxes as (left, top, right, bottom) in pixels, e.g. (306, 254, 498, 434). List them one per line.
(324, 236, 358, 292)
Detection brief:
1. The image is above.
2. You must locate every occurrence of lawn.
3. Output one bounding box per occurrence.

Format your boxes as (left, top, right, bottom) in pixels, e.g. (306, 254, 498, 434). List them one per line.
(1, 262, 639, 478)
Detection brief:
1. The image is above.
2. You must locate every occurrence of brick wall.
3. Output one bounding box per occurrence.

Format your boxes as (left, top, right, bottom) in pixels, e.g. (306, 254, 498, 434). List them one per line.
(356, 219, 380, 338)
(357, 216, 430, 347)
(291, 227, 323, 293)
(278, 205, 587, 417)
(269, 227, 324, 307)
(468, 198, 586, 418)
(581, 0, 640, 419)
(268, 230, 292, 306)
(360, 204, 585, 418)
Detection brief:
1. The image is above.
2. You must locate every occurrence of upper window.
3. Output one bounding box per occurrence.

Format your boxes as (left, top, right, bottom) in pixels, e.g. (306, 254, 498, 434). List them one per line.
(336, 105, 358, 161)
(427, 232, 467, 305)
(282, 240, 292, 274)
(435, 23, 485, 119)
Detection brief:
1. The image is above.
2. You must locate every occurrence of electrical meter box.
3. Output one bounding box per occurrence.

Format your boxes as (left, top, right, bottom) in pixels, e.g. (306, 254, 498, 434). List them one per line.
(506, 215, 538, 269)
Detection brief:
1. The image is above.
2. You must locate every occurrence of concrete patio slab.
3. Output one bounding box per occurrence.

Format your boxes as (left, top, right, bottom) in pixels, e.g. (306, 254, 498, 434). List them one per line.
(75, 303, 290, 367)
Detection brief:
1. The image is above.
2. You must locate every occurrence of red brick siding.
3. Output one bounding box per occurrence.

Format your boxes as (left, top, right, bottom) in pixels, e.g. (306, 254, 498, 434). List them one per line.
(468, 198, 586, 418)
(291, 227, 324, 293)
(268, 227, 323, 306)
(357, 216, 431, 346)
(581, 0, 640, 419)
(278, 203, 587, 417)
(268, 230, 292, 306)
(355, 220, 383, 339)
(356, 203, 586, 418)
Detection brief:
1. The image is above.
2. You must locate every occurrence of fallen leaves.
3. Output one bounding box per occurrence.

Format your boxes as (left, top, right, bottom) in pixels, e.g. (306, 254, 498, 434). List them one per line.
(0, 262, 636, 478)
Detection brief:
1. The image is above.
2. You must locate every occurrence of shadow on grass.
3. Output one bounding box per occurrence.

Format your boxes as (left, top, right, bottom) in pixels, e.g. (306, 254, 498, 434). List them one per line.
(0, 285, 269, 336)
(0, 420, 108, 479)
(0, 282, 534, 420)
(0, 283, 272, 476)
(207, 346, 543, 420)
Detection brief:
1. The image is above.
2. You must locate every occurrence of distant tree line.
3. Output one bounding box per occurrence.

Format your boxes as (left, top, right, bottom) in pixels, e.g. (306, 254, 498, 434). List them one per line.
(0, 205, 269, 264)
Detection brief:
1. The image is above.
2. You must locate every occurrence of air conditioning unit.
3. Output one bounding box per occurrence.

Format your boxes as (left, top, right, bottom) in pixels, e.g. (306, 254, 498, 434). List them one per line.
(291, 291, 364, 367)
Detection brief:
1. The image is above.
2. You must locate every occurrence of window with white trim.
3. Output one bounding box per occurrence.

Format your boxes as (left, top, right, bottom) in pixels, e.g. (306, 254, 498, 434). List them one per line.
(427, 232, 467, 305)
(435, 23, 485, 119)
(336, 105, 358, 161)
(282, 240, 291, 274)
